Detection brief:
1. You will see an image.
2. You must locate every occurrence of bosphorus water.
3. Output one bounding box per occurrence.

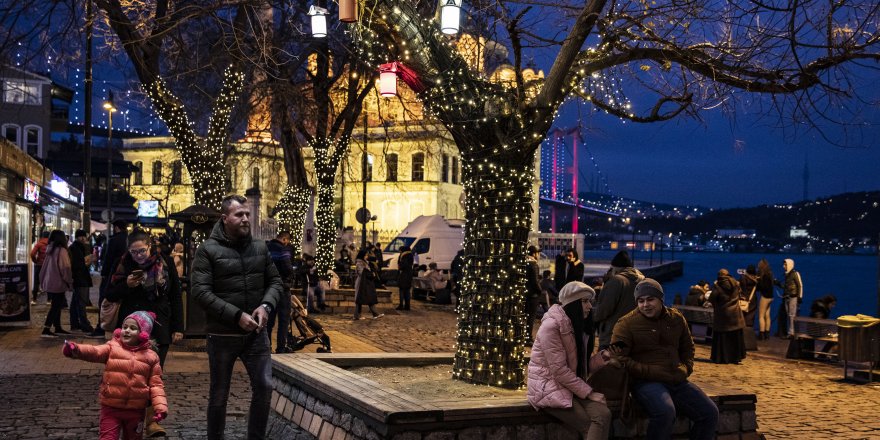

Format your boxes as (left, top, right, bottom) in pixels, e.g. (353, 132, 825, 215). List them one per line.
(588, 250, 879, 327)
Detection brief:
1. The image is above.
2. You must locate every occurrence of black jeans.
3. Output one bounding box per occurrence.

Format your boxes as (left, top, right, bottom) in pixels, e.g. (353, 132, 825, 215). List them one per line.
(206, 329, 273, 440)
(267, 287, 291, 352)
(43, 292, 67, 330)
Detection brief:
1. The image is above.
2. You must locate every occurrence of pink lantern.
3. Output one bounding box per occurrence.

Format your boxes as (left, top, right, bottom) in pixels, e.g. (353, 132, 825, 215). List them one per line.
(379, 63, 399, 97)
(339, 0, 357, 23)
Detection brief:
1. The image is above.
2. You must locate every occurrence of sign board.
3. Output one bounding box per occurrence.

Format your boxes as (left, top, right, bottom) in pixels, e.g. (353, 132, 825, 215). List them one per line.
(356, 207, 371, 224)
(0, 264, 30, 326)
(138, 200, 160, 217)
(23, 178, 39, 203)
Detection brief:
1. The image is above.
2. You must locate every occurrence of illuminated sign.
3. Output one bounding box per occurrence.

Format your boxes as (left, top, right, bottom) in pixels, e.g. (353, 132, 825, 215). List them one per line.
(23, 179, 39, 203)
(138, 200, 159, 217)
(48, 174, 70, 199)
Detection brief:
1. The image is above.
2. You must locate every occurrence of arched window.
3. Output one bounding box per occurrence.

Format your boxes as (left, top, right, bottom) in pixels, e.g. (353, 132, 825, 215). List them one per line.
(24, 125, 41, 157)
(2, 124, 20, 147)
(411, 152, 425, 182)
(152, 161, 162, 185)
(252, 167, 261, 189)
(385, 153, 398, 182)
(224, 163, 233, 193)
(452, 156, 460, 184)
(362, 154, 373, 182)
(441, 154, 449, 183)
(133, 161, 143, 185)
(171, 161, 183, 184)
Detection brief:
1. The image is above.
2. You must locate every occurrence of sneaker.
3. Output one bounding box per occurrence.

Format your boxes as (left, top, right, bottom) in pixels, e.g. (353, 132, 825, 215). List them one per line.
(372, 314, 385, 320)
(30, 300, 37, 306)
(395, 305, 404, 311)
(80, 325, 95, 334)
(54, 329, 72, 335)
(41, 328, 56, 338)
(352, 316, 364, 321)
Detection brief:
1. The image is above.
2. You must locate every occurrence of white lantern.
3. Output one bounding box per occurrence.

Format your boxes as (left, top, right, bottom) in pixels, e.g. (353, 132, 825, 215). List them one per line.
(379, 70, 397, 97)
(309, 6, 328, 38)
(440, 0, 462, 35)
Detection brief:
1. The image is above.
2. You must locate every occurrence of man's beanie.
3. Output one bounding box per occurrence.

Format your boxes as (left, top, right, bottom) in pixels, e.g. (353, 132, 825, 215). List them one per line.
(125, 311, 157, 342)
(611, 250, 633, 268)
(634, 278, 664, 301)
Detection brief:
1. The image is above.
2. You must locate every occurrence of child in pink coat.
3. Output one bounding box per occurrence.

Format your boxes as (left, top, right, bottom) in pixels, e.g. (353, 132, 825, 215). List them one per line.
(63, 311, 168, 439)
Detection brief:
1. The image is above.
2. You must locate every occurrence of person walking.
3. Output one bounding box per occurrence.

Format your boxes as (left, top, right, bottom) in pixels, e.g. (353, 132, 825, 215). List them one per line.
(592, 250, 644, 349)
(62, 311, 168, 440)
(775, 259, 803, 338)
(738, 265, 759, 331)
(710, 269, 747, 364)
(267, 232, 295, 353)
(29, 230, 49, 304)
(89, 220, 129, 339)
(756, 258, 774, 340)
(39, 230, 73, 338)
(69, 229, 95, 333)
(527, 282, 611, 440)
(106, 229, 184, 437)
(396, 245, 414, 311)
(611, 279, 719, 439)
(353, 252, 384, 320)
(190, 194, 283, 440)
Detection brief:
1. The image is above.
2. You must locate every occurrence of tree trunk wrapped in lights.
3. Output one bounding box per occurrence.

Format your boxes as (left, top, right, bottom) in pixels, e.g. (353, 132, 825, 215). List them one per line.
(453, 150, 535, 386)
(144, 67, 244, 210)
(312, 137, 349, 278)
(274, 185, 312, 257)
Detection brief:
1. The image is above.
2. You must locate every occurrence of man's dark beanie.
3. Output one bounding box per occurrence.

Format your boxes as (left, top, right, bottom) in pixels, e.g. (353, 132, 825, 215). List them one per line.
(634, 278, 664, 301)
(611, 250, 633, 268)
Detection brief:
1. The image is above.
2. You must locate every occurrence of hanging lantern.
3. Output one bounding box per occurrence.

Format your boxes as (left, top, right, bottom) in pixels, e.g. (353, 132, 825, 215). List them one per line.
(338, 0, 357, 23)
(440, 0, 462, 35)
(308, 6, 328, 38)
(379, 63, 399, 97)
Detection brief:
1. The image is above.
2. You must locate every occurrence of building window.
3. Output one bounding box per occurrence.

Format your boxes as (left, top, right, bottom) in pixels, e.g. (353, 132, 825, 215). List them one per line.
(442, 154, 449, 183)
(152, 161, 162, 185)
(252, 167, 261, 189)
(362, 154, 373, 182)
(224, 163, 233, 193)
(2, 124, 20, 146)
(171, 161, 183, 184)
(452, 156, 460, 184)
(411, 152, 425, 182)
(2, 80, 41, 105)
(133, 161, 143, 185)
(385, 153, 398, 182)
(24, 126, 40, 157)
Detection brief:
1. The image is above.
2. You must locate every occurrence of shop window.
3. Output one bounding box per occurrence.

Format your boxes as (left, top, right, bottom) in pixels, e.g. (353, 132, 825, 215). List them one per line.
(3, 80, 41, 105)
(133, 161, 143, 185)
(14, 204, 29, 263)
(411, 152, 424, 182)
(0, 200, 9, 263)
(152, 161, 162, 185)
(171, 161, 183, 184)
(24, 126, 41, 157)
(385, 153, 398, 182)
(452, 156, 460, 184)
(2, 124, 20, 147)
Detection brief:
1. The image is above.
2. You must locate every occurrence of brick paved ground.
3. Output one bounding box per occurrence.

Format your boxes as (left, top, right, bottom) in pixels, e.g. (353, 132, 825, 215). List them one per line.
(1, 289, 878, 439)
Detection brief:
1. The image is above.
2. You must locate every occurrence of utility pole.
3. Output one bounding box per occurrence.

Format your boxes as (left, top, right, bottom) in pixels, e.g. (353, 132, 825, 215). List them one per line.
(82, 0, 93, 228)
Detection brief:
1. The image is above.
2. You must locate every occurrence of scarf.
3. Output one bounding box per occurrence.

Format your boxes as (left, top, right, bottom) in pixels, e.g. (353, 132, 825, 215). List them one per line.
(111, 252, 167, 301)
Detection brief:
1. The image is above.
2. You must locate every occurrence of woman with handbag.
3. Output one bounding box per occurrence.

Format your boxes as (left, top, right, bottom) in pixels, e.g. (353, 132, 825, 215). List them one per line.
(39, 230, 73, 338)
(738, 265, 759, 330)
(527, 282, 611, 440)
(106, 230, 184, 437)
(710, 269, 747, 364)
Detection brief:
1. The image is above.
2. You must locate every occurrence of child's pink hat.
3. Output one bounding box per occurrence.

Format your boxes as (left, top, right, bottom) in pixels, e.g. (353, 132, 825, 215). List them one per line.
(125, 311, 157, 342)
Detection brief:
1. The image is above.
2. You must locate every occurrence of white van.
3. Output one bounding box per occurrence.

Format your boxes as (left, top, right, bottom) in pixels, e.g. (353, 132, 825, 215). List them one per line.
(382, 215, 465, 274)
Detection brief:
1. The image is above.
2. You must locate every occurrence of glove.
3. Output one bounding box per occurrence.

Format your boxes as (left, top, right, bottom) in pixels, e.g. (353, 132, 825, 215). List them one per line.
(62, 341, 77, 358)
(153, 411, 167, 422)
(671, 364, 689, 383)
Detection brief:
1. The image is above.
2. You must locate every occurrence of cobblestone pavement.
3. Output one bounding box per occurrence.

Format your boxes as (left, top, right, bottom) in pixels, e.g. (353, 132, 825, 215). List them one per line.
(1, 290, 878, 439)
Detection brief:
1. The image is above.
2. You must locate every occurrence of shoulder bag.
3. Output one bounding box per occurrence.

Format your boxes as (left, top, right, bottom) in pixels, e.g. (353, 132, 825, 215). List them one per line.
(739, 285, 756, 312)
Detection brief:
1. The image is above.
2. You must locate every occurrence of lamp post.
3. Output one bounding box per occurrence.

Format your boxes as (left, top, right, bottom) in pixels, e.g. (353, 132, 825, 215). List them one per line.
(103, 92, 117, 234)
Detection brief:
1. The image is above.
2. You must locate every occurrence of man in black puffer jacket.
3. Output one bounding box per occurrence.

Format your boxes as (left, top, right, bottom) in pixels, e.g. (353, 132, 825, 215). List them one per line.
(191, 194, 282, 440)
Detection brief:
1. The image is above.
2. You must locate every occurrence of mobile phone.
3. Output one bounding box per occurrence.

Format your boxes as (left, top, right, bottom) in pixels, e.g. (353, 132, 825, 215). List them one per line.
(131, 270, 144, 277)
(610, 341, 628, 350)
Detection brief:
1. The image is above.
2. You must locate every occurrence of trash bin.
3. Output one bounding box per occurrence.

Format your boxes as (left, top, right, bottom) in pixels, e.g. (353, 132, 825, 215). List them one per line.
(837, 315, 880, 362)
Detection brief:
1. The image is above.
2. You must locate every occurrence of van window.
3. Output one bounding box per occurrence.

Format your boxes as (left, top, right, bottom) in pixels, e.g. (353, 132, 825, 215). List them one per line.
(385, 237, 416, 253)
(413, 238, 431, 254)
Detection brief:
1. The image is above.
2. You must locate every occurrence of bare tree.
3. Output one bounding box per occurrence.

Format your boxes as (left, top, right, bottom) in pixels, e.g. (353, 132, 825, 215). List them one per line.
(355, 0, 880, 387)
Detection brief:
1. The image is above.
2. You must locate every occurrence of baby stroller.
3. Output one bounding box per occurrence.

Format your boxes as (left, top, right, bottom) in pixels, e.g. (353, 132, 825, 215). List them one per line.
(282, 295, 332, 353)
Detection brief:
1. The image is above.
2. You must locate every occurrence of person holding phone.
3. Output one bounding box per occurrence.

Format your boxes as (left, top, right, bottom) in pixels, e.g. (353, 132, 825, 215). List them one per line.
(611, 278, 718, 439)
(106, 229, 184, 437)
(527, 282, 611, 440)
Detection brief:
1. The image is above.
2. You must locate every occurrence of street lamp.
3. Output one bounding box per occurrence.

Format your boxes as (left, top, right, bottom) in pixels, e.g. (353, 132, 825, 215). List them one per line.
(103, 92, 117, 233)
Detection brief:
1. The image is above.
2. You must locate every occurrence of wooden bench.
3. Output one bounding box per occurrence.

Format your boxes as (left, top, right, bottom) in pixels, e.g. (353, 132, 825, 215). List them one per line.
(673, 305, 714, 343)
(792, 316, 839, 360)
